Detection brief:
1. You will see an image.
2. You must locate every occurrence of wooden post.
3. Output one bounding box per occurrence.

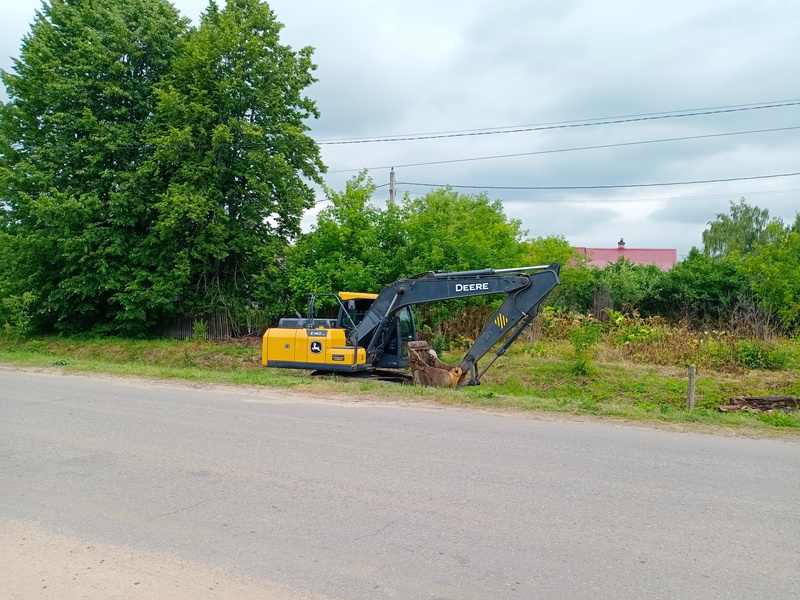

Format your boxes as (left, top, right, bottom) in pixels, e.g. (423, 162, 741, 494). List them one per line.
(389, 168, 396, 204)
(687, 364, 696, 411)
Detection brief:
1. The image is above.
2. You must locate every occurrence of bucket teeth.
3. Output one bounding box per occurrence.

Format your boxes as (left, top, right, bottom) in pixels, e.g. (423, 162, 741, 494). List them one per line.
(407, 341, 464, 388)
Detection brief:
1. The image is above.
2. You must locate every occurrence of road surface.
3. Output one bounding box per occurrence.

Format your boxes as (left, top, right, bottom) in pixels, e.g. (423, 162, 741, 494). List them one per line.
(1, 367, 799, 599)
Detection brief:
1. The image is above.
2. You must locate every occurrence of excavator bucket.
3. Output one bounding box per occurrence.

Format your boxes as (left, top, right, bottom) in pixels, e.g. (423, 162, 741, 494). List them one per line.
(407, 341, 465, 388)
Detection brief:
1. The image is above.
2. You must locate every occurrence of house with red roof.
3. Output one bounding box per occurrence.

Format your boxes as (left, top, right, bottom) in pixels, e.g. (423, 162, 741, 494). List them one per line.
(574, 239, 677, 270)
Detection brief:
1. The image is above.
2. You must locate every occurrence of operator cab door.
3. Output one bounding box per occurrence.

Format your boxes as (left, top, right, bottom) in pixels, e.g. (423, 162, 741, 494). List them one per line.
(376, 306, 415, 369)
(337, 298, 416, 369)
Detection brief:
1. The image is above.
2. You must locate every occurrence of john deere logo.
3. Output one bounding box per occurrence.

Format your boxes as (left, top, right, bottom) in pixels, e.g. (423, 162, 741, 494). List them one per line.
(310, 341, 323, 354)
(495, 313, 508, 328)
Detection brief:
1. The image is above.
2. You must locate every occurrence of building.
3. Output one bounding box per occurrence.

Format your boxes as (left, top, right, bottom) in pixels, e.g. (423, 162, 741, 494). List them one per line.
(573, 239, 677, 270)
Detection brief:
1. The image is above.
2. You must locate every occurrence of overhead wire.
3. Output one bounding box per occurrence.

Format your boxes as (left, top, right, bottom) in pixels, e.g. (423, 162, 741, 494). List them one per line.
(396, 171, 800, 191)
(316, 187, 800, 208)
(478, 188, 800, 205)
(316, 99, 800, 145)
(325, 125, 800, 173)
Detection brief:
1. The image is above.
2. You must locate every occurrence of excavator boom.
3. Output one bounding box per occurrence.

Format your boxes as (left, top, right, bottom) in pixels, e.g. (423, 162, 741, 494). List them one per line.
(352, 263, 560, 387)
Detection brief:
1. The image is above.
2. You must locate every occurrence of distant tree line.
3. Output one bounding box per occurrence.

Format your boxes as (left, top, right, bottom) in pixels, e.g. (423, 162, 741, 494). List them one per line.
(1, 1, 799, 339)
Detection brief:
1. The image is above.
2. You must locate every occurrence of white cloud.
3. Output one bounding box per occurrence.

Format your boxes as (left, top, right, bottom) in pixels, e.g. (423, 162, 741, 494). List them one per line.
(2, 0, 799, 259)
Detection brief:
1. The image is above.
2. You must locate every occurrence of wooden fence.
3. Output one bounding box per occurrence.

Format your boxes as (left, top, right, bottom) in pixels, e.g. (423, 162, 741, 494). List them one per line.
(159, 310, 269, 341)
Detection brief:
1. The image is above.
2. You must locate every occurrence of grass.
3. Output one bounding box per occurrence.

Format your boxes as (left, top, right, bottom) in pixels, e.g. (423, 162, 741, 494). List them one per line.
(1, 335, 799, 436)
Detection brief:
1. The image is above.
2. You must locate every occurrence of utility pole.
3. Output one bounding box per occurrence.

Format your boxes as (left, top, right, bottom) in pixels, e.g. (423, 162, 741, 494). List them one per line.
(389, 168, 396, 204)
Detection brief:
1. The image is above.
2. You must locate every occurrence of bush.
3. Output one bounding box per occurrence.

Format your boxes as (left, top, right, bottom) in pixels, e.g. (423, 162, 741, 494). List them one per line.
(734, 339, 787, 370)
(569, 319, 602, 375)
(606, 310, 665, 346)
(1, 293, 35, 343)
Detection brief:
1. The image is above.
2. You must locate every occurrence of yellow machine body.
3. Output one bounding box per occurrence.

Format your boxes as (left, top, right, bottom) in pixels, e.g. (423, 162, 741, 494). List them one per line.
(262, 326, 368, 371)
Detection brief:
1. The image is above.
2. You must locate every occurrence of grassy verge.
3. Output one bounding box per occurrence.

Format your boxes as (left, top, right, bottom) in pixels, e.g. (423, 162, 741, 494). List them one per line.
(1, 336, 799, 435)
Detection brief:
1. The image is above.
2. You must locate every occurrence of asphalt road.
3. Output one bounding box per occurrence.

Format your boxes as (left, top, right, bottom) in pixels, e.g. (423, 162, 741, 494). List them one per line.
(1, 367, 799, 599)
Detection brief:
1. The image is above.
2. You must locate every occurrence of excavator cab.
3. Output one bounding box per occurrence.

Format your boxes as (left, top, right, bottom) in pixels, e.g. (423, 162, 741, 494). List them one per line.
(337, 293, 415, 369)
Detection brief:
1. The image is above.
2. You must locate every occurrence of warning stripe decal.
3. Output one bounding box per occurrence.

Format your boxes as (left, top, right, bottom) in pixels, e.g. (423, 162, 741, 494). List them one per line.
(495, 313, 508, 329)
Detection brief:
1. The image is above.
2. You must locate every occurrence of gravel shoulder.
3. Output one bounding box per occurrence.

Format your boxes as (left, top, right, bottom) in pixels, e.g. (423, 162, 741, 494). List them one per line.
(1, 519, 322, 600)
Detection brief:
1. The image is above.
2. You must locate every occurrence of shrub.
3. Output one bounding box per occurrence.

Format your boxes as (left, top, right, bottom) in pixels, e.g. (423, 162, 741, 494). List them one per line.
(569, 319, 602, 375)
(1, 293, 35, 343)
(192, 319, 208, 344)
(734, 339, 787, 370)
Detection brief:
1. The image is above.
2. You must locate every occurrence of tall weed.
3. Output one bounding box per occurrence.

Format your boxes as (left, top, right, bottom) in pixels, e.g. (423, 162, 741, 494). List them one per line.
(569, 318, 602, 375)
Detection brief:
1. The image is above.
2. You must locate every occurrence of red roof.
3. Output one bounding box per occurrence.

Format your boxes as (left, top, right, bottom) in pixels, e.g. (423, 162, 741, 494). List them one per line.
(574, 246, 677, 270)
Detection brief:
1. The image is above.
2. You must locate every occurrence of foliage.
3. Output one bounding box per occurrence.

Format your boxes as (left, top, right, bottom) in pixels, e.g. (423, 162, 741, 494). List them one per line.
(702, 198, 780, 258)
(757, 410, 800, 428)
(524, 236, 594, 312)
(1, 0, 322, 334)
(569, 318, 602, 375)
(652, 248, 747, 326)
(606, 310, 664, 345)
(396, 187, 527, 275)
(287, 178, 530, 326)
(521, 235, 581, 269)
(734, 339, 788, 370)
(141, 0, 324, 324)
(285, 172, 398, 312)
(0, 0, 188, 333)
(1, 292, 35, 342)
(191, 319, 208, 344)
(596, 258, 665, 315)
(739, 224, 800, 332)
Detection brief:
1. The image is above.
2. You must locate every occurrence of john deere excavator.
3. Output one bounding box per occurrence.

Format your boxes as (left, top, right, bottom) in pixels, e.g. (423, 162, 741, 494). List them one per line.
(262, 263, 560, 387)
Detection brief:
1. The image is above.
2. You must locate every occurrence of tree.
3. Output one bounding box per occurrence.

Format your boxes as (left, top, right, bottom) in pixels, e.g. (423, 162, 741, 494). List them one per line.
(654, 247, 746, 325)
(596, 258, 665, 315)
(283, 184, 530, 333)
(702, 198, 780, 258)
(396, 188, 526, 274)
(137, 0, 325, 326)
(521, 235, 581, 268)
(789, 212, 800, 234)
(740, 223, 800, 332)
(0, 0, 187, 332)
(521, 235, 593, 312)
(284, 172, 400, 312)
(1, 0, 324, 334)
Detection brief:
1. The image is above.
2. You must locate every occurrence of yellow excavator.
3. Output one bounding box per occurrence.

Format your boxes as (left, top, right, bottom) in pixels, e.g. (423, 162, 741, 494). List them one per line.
(262, 263, 560, 387)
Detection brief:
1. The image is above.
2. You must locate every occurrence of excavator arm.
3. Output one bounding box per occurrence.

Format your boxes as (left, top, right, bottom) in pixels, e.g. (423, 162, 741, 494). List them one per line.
(352, 263, 560, 387)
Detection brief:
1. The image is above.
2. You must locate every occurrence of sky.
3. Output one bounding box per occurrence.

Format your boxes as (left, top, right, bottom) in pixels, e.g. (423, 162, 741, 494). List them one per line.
(2, 0, 799, 260)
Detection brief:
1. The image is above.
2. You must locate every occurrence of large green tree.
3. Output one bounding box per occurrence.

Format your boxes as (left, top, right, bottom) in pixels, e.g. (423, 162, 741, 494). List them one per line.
(702, 198, 780, 258)
(0, 0, 187, 332)
(1, 0, 323, 334)
(143, 0, 324, 324)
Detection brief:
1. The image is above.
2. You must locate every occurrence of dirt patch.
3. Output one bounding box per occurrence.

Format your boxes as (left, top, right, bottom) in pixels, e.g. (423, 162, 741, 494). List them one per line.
(0, 519, 323, 600)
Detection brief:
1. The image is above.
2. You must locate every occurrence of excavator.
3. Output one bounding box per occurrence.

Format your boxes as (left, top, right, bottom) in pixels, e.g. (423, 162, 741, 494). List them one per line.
(262, 263, 560, 388)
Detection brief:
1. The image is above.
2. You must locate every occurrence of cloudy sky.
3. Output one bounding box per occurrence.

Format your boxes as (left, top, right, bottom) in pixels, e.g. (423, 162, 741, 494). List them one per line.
(2, 0, 799, 259)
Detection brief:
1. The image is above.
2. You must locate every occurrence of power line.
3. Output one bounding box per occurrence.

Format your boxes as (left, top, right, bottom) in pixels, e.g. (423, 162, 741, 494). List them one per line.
(317, 99, 800, 145)
(326, 125, 800, 173)
(397, 171, 800, 191)
(486, 188, 800, 205)
(314, 187, 800, 208)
